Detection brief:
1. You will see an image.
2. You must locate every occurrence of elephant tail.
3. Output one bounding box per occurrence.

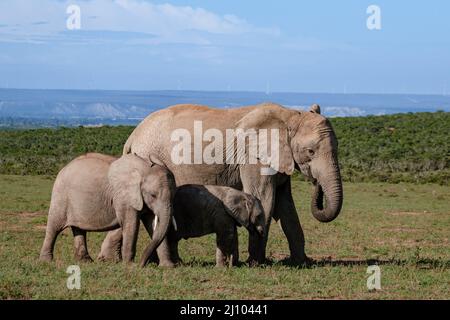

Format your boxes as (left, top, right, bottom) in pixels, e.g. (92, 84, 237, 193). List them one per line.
(122, 134, 134, 155)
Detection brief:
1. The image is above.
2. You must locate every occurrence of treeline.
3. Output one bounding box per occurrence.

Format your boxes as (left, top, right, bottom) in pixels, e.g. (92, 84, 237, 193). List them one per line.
(0, 126, 134, 175)
(0, 112, 448, 184)
(0, 117, 141, 129)
(331, 112, 449, 184)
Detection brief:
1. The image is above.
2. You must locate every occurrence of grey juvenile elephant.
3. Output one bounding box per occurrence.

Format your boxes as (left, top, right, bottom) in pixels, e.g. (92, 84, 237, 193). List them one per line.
(39, 153, 176, 263)
(119, 103, 343, 265)
(140, 185, 265, 267)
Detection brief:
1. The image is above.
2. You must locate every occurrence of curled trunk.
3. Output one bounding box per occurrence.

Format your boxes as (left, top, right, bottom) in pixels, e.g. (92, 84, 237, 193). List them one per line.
(310, 157, 343, 223)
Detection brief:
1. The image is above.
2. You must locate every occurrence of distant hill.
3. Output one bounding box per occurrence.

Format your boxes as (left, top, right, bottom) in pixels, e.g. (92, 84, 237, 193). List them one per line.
(1, 89, 449, 125)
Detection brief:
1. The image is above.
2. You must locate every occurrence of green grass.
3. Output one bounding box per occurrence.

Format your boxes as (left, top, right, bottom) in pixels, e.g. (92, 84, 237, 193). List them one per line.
(0, 112, 449, 184)
(1, 175, 448, 299)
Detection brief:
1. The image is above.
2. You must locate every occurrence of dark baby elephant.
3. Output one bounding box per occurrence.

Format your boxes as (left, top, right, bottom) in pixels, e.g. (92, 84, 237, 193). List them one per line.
(144, 185, 266, 267)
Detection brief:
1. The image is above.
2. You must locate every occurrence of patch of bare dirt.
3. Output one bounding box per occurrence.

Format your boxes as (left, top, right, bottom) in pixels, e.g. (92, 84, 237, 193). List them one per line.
(382, 227, 421, 233)
(18, 212, 44, 218)
(386, 211, 433, 216)
(375, 239, 450, 248)
(0, 211, 46, 232)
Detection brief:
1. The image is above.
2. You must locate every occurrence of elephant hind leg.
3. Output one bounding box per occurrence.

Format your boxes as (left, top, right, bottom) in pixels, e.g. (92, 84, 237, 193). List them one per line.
(72, 227, 93, 262)
(97, 228, 122, 262)
(39, 212, 65, 262)
(39, 226, 62, 262)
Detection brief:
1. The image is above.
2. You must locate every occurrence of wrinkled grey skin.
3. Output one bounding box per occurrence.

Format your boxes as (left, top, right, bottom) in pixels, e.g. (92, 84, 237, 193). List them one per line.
(119, 103, 343, 265)
(141, 185, 265, 267)
(39, 153, 176, 263)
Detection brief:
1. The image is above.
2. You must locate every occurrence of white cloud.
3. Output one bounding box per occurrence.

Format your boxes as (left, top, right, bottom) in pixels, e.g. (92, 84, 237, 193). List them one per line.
(0, 0, 278, 44)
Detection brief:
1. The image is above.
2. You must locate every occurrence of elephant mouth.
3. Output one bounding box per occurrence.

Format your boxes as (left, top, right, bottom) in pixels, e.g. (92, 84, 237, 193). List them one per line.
(312, 182, 325, 210)
(249, 226, 264, 237)
(296, 162, 315, 183)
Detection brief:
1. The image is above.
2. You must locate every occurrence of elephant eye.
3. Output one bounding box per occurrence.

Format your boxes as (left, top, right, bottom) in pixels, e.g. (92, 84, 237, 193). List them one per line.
(307, 149, 315, 157)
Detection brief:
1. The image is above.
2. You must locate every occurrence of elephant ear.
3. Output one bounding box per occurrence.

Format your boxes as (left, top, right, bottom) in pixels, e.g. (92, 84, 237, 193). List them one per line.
(224, 193, 251, 228)
(233, 109, 294, 175)
(108, 159, 144, 211)
(309, 104, 321, 114)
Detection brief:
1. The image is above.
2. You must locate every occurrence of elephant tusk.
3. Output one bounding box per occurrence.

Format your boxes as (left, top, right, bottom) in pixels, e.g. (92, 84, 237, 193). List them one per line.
(152, 216, 158, 230)
(172, 216, 178, 231)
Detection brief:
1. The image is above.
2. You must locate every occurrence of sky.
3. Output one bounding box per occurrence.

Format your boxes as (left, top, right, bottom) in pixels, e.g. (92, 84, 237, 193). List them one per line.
(0, 0, 449, 94)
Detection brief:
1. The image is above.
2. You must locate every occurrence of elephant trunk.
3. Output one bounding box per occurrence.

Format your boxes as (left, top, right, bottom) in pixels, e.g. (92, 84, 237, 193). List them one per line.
(140, 205, 172, 267)
(310, 155, 343, 223)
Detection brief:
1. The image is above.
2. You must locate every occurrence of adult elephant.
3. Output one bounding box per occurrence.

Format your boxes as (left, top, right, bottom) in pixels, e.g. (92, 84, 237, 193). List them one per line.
(124, 102, 343, 265)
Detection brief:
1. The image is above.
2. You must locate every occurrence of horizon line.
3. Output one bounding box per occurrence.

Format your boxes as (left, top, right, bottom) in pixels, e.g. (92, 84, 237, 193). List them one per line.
(0, 87, 448, 97)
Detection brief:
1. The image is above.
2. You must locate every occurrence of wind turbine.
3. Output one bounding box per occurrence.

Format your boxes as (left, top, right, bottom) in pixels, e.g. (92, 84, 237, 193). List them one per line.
(265, 81, 271, 95)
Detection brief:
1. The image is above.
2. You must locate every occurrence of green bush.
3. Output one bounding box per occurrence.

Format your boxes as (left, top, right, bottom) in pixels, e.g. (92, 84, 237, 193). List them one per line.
(0, 112, 448, 185)
(330, 112, 449, 185)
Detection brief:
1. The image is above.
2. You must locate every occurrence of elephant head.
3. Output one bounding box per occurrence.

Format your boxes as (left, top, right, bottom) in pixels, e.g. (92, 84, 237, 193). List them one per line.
(225, 192, 265, 237)
(108, 155, 176, 267)
(238, 103, 343, 223)
(288, 104, 343, 222)
(139, 165, 176, 267)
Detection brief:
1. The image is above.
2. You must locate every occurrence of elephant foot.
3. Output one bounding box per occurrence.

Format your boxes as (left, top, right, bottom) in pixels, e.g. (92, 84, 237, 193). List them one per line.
(76, 254, 94, 263)
(158, 260, 176, 268)
(246, 255, 268, 267)
(97, 243, 122, 262)
(97, 252, 121, 263)
(98, 244, 122, 263)
(39, 253, 53, 262)
(285, 254, 313, 267)
(246, 257, 262, 267)
(172, 257, 183, 265)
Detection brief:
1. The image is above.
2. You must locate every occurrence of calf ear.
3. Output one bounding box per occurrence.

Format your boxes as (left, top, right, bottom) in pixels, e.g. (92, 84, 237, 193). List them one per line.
(109, 159, 143, 211)
(127, 170, 144, 211)
(224, 194, 250, 228)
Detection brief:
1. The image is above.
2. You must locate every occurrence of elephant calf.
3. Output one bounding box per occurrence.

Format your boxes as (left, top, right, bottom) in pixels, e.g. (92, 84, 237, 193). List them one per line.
(39, 153, 176, 263)
(141, 185, 265, 267)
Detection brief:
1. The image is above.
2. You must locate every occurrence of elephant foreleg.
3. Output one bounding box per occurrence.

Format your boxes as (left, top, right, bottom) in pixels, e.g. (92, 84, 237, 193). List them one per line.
(170, 240, 182, 265)
(240, 165, 276, 265)
(230, 228, 239, 267)
(121, 210, 140, 263)
(274, 179, 308, 265)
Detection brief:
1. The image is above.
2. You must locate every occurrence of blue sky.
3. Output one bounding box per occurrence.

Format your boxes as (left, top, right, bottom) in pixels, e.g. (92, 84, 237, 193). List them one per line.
(0, 0, 449, 94)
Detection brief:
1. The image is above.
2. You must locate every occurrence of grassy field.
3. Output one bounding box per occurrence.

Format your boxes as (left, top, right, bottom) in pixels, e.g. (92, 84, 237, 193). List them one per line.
(0, 175, 448, 299)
